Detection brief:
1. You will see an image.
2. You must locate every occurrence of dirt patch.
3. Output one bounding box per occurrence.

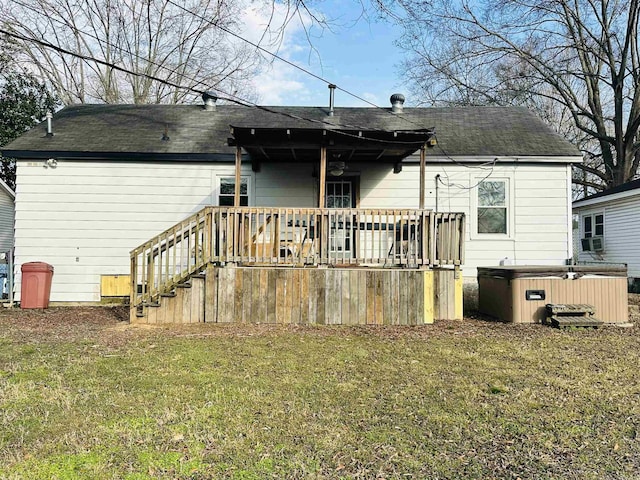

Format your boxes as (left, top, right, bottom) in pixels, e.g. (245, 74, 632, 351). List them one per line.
(0, 306, 130, 346)
(0, 298, 637, 348)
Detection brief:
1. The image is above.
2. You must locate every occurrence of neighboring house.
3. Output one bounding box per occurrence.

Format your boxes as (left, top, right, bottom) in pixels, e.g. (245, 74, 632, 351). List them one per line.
(2, 94, 582, 322)
(0, 178, 15, 253)
(573, 178, 640, 288)
(0, 178, 15, 300)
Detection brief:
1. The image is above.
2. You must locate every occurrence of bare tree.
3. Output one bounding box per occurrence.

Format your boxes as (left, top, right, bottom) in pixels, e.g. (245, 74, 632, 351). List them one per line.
(380, 0, 640, 193)
(0, 0, 312, 104)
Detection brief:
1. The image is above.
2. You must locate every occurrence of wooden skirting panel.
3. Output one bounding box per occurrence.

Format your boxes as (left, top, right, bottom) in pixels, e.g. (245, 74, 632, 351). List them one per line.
(211, 266, 426, 325)
(134, 276, 205, 324)
(132, 266, 462, 324)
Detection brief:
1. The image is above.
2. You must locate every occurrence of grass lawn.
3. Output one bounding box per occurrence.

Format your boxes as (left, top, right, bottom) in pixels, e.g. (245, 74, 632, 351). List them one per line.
(0, 307, 639, 479)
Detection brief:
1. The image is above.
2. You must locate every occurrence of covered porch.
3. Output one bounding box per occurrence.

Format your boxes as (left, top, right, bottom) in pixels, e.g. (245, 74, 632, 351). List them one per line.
(129, 125, 466, 324)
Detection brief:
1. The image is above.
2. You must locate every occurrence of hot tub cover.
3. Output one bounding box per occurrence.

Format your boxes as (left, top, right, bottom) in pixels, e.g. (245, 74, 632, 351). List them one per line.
(477, 265, 627, 280)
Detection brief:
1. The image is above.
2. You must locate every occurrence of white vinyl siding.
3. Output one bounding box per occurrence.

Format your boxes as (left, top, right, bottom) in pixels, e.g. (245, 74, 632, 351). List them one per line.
(360, 162, 570, 277)
(14, 160, 321, 302)
(575, 194, 640, 277)
(15, 158, 573, 302)
(0, 186, 14, 252)
(255, 163, 316, 207)
(15, 161, 246, 302)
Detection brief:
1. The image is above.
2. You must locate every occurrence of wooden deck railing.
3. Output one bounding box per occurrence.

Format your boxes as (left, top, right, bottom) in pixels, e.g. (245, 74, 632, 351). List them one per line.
(130, 206, 465, 308)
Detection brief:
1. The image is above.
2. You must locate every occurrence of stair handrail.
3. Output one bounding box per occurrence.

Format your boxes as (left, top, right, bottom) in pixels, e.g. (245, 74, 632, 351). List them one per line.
(130, 206, 213, 309)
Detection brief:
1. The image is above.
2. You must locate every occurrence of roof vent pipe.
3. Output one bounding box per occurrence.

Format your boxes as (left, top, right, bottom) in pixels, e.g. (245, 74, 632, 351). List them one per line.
(202, 91, 218, 111)
(328, 84, 336, 116)
(46, 111, 53, 136)
(390, 93, 405, 113)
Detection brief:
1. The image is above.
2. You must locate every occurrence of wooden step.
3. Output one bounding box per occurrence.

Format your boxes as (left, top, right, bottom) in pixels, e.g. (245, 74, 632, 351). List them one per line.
(549, 315, 604, 328)
(546, 303, 595, 316)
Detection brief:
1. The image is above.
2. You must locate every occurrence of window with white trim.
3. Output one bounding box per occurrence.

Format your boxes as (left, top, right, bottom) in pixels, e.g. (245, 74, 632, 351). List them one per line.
(582, 213, 604, 239)
(477, 180, 508, 234)
(218, 176, 249, 206)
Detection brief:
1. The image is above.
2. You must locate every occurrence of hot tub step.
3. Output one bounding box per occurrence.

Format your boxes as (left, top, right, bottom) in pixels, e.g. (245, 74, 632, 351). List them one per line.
(549, 315, 604, 328)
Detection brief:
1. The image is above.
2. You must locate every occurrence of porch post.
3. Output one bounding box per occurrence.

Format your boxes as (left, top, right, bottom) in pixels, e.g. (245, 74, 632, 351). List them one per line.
(319, 145, 327, 208)
(234, 145, 242, 207)
(419, 143, 426, 209)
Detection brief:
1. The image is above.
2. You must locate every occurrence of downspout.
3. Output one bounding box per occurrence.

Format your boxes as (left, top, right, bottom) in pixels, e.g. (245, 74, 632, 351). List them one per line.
(435, 174, 440, 213)
(419, 144, 426, 209)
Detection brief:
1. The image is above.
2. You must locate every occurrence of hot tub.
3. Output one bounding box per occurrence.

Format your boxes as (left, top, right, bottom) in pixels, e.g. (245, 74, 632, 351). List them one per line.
(477, 265, 628, 324)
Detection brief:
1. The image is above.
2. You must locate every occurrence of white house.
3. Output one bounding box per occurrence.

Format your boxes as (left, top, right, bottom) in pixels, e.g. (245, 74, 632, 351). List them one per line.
(573, 178, 640, 289)
(2, 94, 581, 319)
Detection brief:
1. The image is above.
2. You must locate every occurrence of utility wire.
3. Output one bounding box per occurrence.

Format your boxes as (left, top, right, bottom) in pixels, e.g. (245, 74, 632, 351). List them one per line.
(0, 27, 435, 144)
(165, 0, 381, 109)
(2, 0, 437, 140)
(0, 28, 200, 97)
(6, 0, 434, 133)
(164, 0, 432, 132)
(8, 0, 216, 95)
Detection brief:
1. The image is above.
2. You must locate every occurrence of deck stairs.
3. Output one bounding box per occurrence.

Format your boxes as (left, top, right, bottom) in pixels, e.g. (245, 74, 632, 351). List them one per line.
(135, 275, 206, 324)
(130, 208, 212, 323)
(545, 303, 604, 328)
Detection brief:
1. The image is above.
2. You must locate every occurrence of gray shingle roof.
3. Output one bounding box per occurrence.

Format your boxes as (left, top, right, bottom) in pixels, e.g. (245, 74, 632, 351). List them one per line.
(2, 104, 582, 159)
(573, 178, 640, 206)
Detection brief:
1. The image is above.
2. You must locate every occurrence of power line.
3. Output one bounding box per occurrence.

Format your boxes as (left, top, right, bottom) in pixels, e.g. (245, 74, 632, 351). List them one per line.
(2, 0, 439, 142)
(6, 0, 433, 133)
(0, 27, 200, 97)
(163, 0, 432, 132)
(165, 0, 382, 109)
(8, 0, 216, 95)
(0, 28, 343, 129)
(1, 26, 436, 145)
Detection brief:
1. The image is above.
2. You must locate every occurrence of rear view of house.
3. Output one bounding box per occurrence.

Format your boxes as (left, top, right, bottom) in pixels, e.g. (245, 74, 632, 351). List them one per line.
(573, 179, 640, 290)
(2, 93, 582, 322)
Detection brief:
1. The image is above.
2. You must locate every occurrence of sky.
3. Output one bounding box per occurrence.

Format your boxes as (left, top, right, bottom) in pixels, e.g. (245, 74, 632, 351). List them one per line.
(242, 1, 410, 108)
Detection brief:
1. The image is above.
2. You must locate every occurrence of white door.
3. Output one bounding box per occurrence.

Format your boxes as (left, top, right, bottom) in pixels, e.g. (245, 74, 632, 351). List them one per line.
(326, 179, 355, 258)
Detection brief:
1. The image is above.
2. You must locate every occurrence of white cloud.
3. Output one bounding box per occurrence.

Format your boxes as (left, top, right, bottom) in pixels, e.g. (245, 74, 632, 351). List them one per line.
(236, 0, 320, 105)
(361, 92, 385, 107)
(252, 64, 309, 105)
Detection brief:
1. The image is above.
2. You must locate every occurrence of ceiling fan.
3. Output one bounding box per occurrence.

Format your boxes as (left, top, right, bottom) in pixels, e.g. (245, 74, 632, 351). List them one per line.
(328, 160, 346, 176)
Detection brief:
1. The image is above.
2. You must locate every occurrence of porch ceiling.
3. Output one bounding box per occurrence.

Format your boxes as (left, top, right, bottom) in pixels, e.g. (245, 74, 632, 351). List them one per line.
(228, 126, 435, 163)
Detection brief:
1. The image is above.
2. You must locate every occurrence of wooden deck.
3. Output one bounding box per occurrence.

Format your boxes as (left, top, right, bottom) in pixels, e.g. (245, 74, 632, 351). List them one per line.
(132, 265, 463, 325)
(129, 206, 466, 324)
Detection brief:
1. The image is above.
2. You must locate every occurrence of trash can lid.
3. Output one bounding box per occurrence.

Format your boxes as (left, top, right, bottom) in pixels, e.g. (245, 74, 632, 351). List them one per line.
(21, 262, 54, 272)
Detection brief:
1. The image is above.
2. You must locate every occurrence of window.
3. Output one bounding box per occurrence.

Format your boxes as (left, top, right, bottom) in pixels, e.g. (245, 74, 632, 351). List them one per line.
(477, 180, 507, 234)
(218, 176, 249, 206)
(581, 212, 604, 252)
(583, 213, 604, 238)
